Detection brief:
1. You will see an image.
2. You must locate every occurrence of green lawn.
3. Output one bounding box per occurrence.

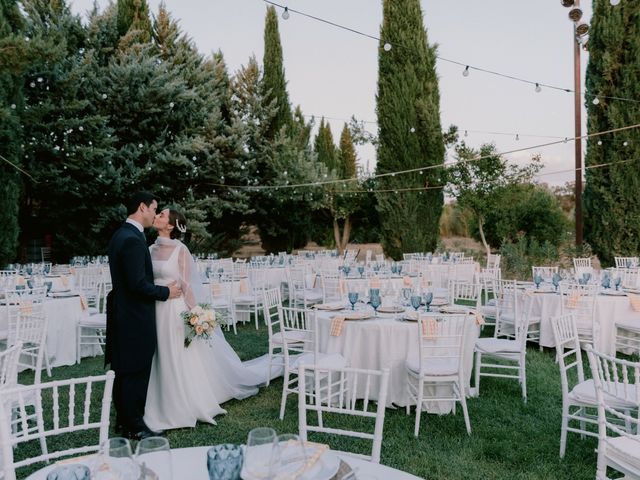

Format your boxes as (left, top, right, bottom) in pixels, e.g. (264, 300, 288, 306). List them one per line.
(16, 322, 600, 479)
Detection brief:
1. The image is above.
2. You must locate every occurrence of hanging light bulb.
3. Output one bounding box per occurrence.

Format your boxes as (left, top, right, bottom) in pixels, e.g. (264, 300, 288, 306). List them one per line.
(535, 83, 542, 93)
(592, 97, 600, 105)
(561, 0, 575, 7)
(623, 141, 629, 146)
(610, 0, 621, 5)
(597, 140, 603, 146)
(462, 66, 470, 77)
(464, 130, 468, 137)
(282, 7, 290, 20)
(515, 134, 520, 141)
(383, 42, 392, 51)
(568, 7, 583, 22)
(576, 21, 590, 37)
(410, 127, 416, 133)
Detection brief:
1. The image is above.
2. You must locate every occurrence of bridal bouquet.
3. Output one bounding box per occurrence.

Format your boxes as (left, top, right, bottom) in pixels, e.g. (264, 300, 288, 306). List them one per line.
(181, 304, 218, 348)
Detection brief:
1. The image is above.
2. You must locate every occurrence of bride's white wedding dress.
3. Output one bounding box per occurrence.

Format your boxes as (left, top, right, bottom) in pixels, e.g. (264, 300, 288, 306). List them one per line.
(144, 237, 264, 431)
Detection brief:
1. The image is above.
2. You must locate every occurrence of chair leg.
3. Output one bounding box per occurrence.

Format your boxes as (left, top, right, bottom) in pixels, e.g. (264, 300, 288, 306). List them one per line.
(474, 351, 481, 397)
(559, 403, 569, 458)
(76, 325, 82, 364)
(520, 358, 527, 403)
(279, 368, 291, 420)
(266, 346, 274, 387)
(458, 381, 471, 435)
(414, 381, 424, 437)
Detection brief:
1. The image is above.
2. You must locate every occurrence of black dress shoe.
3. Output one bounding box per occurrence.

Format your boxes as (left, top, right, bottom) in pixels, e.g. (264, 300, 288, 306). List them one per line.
(133, 428, 156, 440)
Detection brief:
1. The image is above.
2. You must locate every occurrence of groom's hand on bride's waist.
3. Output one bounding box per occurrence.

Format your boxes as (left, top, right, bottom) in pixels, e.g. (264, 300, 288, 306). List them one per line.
(168, 281, 182, 299)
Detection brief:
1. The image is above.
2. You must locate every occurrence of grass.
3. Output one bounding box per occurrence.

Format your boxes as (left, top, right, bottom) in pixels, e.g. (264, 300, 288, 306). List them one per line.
(15, 322, 601, 479)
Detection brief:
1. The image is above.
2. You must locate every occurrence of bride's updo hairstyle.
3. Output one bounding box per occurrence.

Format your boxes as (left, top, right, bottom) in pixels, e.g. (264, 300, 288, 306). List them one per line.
(168, 209, 187, 240)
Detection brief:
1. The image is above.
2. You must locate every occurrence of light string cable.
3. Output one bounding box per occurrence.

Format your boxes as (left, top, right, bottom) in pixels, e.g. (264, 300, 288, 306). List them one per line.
(261, 0, 640, 105)
(0, 153, 37, 182)
(208, 122, 640, 190)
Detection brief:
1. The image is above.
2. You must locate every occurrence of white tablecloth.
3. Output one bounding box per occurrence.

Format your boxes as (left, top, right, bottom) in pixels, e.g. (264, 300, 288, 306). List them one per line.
(526, 291, 640, 354)
(26, 446, 422, 480)
(316, 307, 480, 410)
(1, 295, 100, 368)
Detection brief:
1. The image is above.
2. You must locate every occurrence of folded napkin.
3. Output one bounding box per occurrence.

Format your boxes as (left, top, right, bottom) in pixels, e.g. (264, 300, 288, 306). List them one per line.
(239, 279, 249, 293)
(370, 277, 381, 289)
(276, 441, 329, 480)
(330, 316, 345, 336)
(61, 275, 69, 287)
(211, 282, 222, 296)
(566, 292, 581, 309)
(79, 295, 88, 311)
(69, 267, 76, 275)
(19, 300, 33, 316)
(340, 278, 347, 294)
(629, 294, 640, 312)
(422, 317, 438, 339)
(402, 276, 412, 287)
(469, 309, 485, 326)
(16, 275, 25, 286)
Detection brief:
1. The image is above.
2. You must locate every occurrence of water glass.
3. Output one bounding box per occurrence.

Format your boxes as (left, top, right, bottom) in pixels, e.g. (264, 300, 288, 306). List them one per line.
(245, 427, 278, 479)
(552, 273, 561, 291)
(423, 292, 433, 312)
(135, 436, 172, 480)
(93, 437, 139, 479)
(357, 265, 365, 277)
(533, 274, 542, 289)
(207, 444, 243, 480)
(46, 465, 90, 480)
(348, 291, 359, 310)
(614, 276, 622, 290)
(271, 434, 307, 478)
(370, 294, 381, 316)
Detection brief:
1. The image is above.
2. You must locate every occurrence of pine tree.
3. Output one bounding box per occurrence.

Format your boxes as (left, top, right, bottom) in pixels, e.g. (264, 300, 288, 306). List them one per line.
(116, 0, 151, 41)
(314, 118, 338, 173)
(261, 6, 292, 141)
(0, 0, 24, 264)
(376, 0, 444, 259)
(338, 123, 357, 179)
(583, 0, 640, 265)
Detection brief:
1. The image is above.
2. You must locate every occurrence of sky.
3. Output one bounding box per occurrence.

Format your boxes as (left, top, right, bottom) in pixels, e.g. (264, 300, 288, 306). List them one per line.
(69, 0, 596, 186)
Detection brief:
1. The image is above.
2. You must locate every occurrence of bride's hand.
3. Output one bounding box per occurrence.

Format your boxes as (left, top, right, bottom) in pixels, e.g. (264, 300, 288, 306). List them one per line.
(168, 281, 182, 299)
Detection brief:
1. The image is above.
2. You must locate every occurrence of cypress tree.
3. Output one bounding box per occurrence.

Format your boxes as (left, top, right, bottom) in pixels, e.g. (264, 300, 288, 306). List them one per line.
(0, 0, 24, 264)
(314, 118, 338, 173)
(338, 123, 357, 179)
(262, 6, 292, 140)
(375, 0, 444, 259)
(584, 0, 640, 264)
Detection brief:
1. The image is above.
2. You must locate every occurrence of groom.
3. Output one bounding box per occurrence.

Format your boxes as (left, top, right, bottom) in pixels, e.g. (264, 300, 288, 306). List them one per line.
(106, 191, 181, 440)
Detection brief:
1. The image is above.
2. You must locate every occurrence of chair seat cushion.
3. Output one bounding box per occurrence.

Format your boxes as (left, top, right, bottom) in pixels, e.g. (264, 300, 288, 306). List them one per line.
(607, 435, 640, 472)
(569, 379, 638, 409)
(79, 314, 106, 327)
(87, 307, 99, 315)
(234, 294, 260, 304)
(292, 352, 347, 370)
(475, 337, 521, 354)
(479, 305, 497, 318)
(405, 356, 460, 376)
(271, 330, 310, 345)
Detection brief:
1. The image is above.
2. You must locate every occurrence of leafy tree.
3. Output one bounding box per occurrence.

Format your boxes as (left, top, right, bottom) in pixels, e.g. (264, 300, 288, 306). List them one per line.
(583, 0, 640, 265)
(445, 140, 541, 256)
(376, 0, 444, 259)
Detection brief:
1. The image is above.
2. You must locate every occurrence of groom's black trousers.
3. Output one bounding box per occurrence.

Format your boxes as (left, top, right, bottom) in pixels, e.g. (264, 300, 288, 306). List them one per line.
(113, 365, 152, 433)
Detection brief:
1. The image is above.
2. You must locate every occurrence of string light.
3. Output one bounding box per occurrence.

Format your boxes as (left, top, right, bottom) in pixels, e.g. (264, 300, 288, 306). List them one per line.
(592, 97, 600, 105)
(610, 0, 621, 5)
(462, 66, 470, 77)
(383, 43, 392, 51)
(535, 83, 542, 93)
(261, 0, 640, 105)
(282, 6, 289, 19)
(515, 134, 520, 141)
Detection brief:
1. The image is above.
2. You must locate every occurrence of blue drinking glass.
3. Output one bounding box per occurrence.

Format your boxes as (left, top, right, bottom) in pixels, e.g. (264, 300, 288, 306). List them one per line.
(601, 276, 610, 289)
(423, 292, 433, 312)
(46, 465, 90, 480)
(552, 273, 561, 291)
(614, 276, 622, 291)
(410, 295, 422, 312)
(370, 294, 381, 316)
(207, 444, 243, 480)
(343, 265, 351, 277)
(397, 265, 403, 275)
(583, 272, 591, 283)
(369, 288, 380, 298)
(358, 266, 365, 278)
(348, 292, 359, 310)
(402, 288, 412, 305)
(534, 274, 542, 289)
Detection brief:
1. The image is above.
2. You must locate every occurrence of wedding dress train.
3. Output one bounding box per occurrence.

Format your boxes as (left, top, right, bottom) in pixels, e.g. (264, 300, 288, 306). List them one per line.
(144, 238, 264, 431)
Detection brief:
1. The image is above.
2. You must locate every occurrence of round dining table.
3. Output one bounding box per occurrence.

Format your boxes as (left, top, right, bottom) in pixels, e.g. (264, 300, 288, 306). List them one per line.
(26, 446, 422, 480)
(315, 303, 480, 411)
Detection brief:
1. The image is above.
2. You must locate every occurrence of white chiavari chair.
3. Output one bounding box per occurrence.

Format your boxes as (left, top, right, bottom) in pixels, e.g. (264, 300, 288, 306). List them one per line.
(298, 364, 389, 464)
(0, 342, 22, 389)
(573, 257, 593, 280)
(614, 256, 639, 269)
(486, 253, 501, 269)
(532, 266, 559, 283)
(559, 281, 599, 348)
(448, 280, 481, 309)
(207, 279, 237, 334)
(585, 346, 640, 480)
(0, 371, 115, 480)
(234, 266, 267, 329)
(287, 266, 323, 309)
(320, 271, 344, 303)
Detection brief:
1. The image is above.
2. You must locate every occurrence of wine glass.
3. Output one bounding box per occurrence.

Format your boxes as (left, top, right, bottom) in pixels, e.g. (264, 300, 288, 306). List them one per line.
(244, 428, 278, 479)
(271, 434, 307, 479)
(357, 265, 365, 278)
(410, 295, 422, 312)
(401, 287, 412, 306)
(552, 273, 561, 292)
(135, 436, 172, 480)
(93, 437, 139, 479)
(343, 265, 351, 277)
(370, 294, 381, 316)
(614, 276, 622, 291)
(348, 291, 359, 310)
(397, 264, 403, 275)
(583, 272, 592, 283)
(423, 292, 433, 312)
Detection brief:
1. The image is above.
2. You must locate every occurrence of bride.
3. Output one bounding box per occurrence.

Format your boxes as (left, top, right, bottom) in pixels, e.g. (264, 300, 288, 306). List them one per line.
(144, 208, 264, 430)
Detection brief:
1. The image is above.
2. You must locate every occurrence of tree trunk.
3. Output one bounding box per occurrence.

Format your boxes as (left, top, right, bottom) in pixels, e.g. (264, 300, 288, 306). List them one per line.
(340, 217, 352, 253)
(333, 219, 343, 254)
(477, 215, 491, 260)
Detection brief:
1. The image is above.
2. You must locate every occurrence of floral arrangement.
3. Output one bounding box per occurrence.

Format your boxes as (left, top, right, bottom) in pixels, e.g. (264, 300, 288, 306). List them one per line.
(181, 303, 218, 347)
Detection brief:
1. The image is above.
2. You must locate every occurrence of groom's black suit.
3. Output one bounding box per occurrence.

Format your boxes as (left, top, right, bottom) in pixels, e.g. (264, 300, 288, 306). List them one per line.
(106, 222, 169, 434)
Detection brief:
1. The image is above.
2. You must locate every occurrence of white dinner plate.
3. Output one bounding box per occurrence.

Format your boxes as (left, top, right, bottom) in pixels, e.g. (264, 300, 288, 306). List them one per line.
(241, 447, 340, 480)
(50, 291, 79, 298)
(601, 290, 627, 296)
